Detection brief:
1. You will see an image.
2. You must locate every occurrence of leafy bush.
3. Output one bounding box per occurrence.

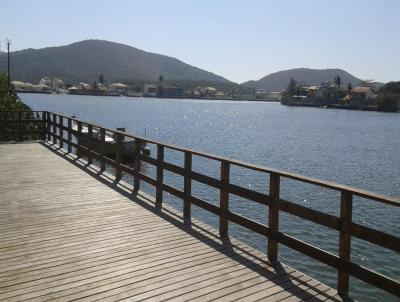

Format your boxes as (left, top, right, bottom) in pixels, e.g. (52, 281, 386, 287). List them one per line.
(0, 73, 41, 141)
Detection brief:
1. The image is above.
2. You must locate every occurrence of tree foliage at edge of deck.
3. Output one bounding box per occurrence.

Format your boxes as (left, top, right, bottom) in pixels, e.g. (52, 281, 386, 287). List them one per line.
(0, 73, 41, 141)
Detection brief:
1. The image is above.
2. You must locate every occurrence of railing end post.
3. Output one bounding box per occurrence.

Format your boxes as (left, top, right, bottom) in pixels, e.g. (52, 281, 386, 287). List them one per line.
(337, 190, 353, 298)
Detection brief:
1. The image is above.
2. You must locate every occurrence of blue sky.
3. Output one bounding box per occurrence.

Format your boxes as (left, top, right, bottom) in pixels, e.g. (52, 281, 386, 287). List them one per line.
(1, 0, 399, 83)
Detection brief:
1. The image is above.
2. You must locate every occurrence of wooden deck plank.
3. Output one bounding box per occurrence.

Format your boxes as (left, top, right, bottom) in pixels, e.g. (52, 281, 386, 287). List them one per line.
(30, 248, 262, 302)
(0, 143, 341, 302)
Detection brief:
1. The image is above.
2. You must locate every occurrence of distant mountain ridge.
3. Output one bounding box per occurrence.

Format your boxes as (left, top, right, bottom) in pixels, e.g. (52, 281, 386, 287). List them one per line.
(0, 40, 230, 84)
(242, 68, 379, 92)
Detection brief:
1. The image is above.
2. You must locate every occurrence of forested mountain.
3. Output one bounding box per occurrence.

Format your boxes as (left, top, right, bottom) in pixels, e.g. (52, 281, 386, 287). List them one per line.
(0, 40, 230, 84)
(242, 68, 375, 92)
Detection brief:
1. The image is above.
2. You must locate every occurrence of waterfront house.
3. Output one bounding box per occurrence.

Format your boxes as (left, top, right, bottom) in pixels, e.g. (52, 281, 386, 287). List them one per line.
(190, 90, 201, 98)
(11, 80, 35, 92)
(215, 91, 225, 99)
(350, 87, 376, 105)
(110, 83, 128, 95)
(255, 90, 267, 99)
(79, 82, 91, 90)
(268, 92, 282, 100)
(39, 77, 52, 86)
(68, 86, 78, 94)
(306, 86, 320, 98)
(34, 83, 51, 92)
(161, 85, 184, 98)
(202, 87, 218, 97)
(143, 84, 157, 97)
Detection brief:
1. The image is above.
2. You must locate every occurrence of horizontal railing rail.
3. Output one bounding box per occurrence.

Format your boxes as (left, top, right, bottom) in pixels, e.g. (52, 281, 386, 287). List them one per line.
(2, 110, 399, 298)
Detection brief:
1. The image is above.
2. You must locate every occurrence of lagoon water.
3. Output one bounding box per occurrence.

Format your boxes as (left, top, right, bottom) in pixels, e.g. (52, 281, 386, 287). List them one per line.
(21, 93, 399, 302)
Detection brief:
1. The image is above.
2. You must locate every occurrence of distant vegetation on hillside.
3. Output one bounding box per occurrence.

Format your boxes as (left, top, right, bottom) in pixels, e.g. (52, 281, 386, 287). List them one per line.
(0, 40, 230, 85)
(242, 68, 383, 92)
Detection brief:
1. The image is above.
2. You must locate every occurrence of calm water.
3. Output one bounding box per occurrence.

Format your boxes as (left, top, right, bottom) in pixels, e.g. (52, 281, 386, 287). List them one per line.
(21, 93, 400, 302)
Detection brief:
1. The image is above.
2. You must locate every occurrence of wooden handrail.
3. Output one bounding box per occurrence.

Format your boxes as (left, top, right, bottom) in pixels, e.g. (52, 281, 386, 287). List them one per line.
(1, 110, 399, 299)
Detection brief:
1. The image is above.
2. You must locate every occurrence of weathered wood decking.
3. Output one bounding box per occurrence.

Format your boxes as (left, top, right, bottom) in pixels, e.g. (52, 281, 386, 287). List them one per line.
(0, 143, 342, 302)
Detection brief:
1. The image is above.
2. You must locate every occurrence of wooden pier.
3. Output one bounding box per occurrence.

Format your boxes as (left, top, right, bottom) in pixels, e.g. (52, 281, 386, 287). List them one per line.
(0, 111, 399, 301)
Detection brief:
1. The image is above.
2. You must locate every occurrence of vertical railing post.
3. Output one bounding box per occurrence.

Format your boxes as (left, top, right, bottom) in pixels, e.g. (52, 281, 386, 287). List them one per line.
(41, 112, 46, 140)
(17, 111, 22, 142)
(183, 151, 192, 224)
(219, 161, 230, 237)
(67, 118, 72, 153)
(59, 116, 63, 149)
(87, 124, 93, 165)
(156, 145, 164, 208)
(52, 113, 57, 145)
(100, 128, 106, 171)
(77, 121, 82, 158)
(268, 172, 280, 264)
(133, 138, 141, 194)
(46, 112, 51, 141)
(338, 190, 353, 297)
(115, 132, 122, 180)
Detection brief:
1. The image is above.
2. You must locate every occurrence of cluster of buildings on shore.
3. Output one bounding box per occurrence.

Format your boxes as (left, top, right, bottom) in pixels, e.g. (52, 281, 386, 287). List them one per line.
(11, 76, 378, 107)
(278, 80, 377, 107)
(11, 78, 67, 94)
(11, 77, 234, 99)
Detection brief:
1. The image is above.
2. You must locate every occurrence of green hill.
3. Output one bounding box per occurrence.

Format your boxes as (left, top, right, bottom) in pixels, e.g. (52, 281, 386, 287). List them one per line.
(242, 68, 377, 92)
(0, 40, 230, 84)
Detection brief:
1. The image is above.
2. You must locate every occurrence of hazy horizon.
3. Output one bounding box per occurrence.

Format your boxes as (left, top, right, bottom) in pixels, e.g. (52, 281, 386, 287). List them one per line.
(1, 0, 399, 83)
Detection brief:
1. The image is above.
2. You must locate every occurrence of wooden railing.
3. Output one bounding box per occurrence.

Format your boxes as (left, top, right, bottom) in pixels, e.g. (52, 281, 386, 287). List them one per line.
(2, 111, 399, 298)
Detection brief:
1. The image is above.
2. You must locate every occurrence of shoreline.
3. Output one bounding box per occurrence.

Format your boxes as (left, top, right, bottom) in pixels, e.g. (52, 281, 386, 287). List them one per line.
(282, 102, 398, 113)
(17, 91, 281, 103)
(17, 92, 398, 112)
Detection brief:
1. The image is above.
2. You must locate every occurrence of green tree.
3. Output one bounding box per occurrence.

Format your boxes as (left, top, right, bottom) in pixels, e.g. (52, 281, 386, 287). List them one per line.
(99, 74, 105, 85)
(376, 82, 400, 112)
(287, 77, 297, 96)
(157, 74, 164, 97)
(347, 83, 352, 91)
(281, 77, 297, 104)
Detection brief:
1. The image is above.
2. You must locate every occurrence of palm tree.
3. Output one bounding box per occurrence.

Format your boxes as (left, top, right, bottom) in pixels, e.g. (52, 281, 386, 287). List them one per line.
(158, 75, 164, 97)
(334, 75, 341, 89)
(99, 74, 105, 85)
